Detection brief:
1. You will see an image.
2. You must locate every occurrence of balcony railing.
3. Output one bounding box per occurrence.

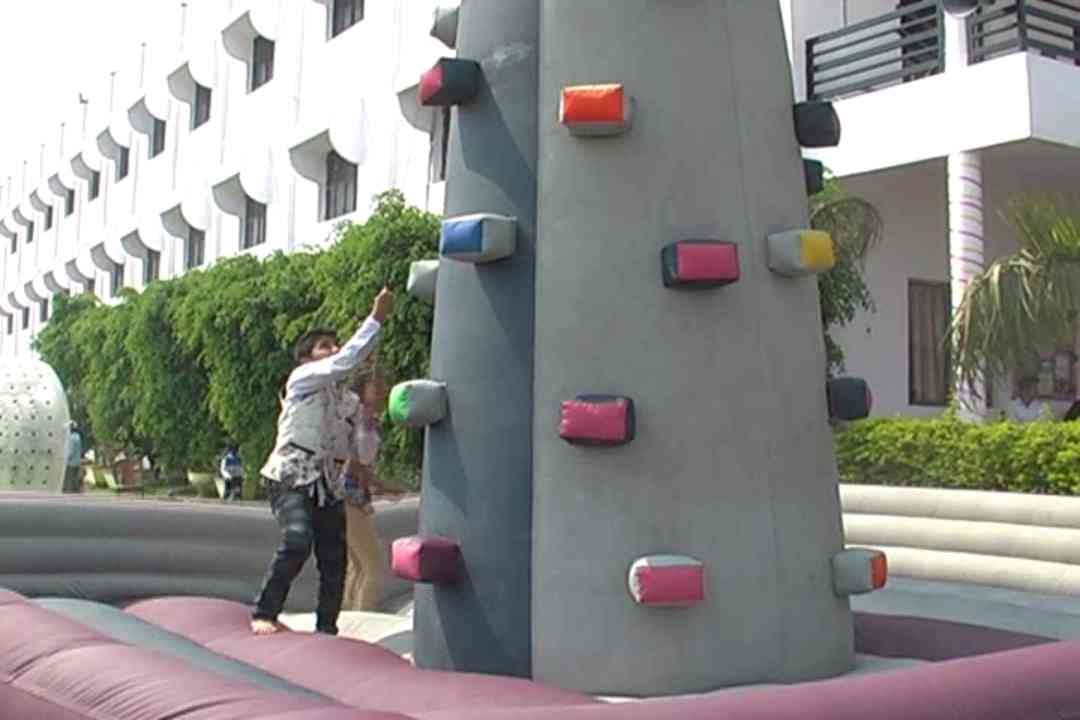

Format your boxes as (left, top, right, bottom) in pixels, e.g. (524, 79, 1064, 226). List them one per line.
(806, 0, 944, 101)
(969, 0, 1080, 65)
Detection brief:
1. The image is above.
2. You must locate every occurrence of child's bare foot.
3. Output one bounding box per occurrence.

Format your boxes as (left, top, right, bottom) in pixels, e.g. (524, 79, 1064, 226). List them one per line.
(251, 619, 280, 635)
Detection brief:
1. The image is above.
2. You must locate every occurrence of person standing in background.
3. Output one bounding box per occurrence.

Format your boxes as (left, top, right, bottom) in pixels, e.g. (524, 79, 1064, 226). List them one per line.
(63, 422, 83, 493)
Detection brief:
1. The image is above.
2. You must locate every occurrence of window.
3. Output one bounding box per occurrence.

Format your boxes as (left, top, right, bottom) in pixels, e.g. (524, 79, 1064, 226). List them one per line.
(143, 249, 160, 285)
(39, 299, 48, 322)
(193, 84, 212, 129)
(324, 151, 357, 220)
(21, 307, 29, 330)
(43, 205, 53, 231)
(331, 0, 363, 37)
(88, 170, 101, 200)
(185, 228, 205, 269)
(64, 188, 75, 216)
(429, 108, 451, 183)
(250, 37, 275, 91)
(110, 263, 125, 297)
(26, 222, 34, 244)
(150, 119, 166, 158)
(116, 147, 130, 181)
(242, 197, 267, 249)
(85, 278, 95, 295)
(909, 280, 951, 406)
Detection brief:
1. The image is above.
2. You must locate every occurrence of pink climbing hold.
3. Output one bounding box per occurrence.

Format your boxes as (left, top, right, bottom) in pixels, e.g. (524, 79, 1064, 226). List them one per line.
(392, 535, 461, 584)
(628, 555, 705, 607)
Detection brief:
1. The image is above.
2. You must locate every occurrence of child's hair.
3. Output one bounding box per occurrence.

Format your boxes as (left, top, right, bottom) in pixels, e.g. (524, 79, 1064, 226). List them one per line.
(293, 328, 338, 363)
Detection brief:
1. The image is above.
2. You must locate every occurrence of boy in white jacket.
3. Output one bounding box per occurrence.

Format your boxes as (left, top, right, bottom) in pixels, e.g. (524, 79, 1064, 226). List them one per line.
(251, 288, 393, 636)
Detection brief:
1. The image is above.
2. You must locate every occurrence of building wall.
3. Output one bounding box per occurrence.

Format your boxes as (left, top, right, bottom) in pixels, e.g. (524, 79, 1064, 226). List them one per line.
(0, 0, 446, 358)
(834, 147, 1080, 417)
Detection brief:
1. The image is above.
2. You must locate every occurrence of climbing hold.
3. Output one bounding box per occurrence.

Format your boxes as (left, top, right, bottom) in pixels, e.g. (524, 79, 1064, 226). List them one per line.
(419, 58, 481, 107)
(794, 101, 841, 148)
(559, 395, 635, 446)
(628, 555, 705, 607)
(804, 158, 825, 196)
(440, 213, 517, 264)
(832, 548, 887, 596)
(407, 259, 439, 304)
(389, 380, 448, 427)
(826, 377, 871, 421)
(559, 84, 633, 137)
(392, 535, 461, 584)
(661, 240, 739, 288)
(767, 229, 835, 277)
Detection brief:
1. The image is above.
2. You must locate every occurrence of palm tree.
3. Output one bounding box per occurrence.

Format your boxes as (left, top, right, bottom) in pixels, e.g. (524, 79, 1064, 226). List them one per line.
(810, 175, 885, 376)
(950, 196, 1080, 398)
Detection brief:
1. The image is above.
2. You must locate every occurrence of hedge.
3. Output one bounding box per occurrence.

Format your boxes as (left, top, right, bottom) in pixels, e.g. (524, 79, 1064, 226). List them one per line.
(835, 409, 1080, 495)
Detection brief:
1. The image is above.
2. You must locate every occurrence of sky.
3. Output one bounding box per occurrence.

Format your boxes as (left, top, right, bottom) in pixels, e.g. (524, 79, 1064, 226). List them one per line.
(0, 0, 181, 189)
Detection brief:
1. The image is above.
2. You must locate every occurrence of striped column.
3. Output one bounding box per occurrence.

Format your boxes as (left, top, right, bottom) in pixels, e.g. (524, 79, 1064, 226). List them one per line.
(947, 149, 985, 415)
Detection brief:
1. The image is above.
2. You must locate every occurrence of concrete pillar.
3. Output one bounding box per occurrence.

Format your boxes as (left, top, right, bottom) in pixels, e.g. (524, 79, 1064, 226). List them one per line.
(947, 149, 985, 414)
(532, 1, 850, 697)
(945, 10, 986, 414)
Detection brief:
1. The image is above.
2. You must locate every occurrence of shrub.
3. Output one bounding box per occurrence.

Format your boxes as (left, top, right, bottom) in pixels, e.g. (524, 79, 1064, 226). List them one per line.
(835, 410, 1080, 495)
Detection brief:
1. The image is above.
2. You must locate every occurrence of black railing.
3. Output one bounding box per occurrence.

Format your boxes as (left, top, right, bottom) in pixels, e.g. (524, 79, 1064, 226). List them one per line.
(806, 0, 945, 101)
(969, 0, 1080, 65)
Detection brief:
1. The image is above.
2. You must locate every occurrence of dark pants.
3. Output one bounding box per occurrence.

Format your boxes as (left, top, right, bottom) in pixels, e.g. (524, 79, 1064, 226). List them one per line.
(252, 483, 347, 634)
(62, 466, 83, 493)
(223, 477, 243, 501)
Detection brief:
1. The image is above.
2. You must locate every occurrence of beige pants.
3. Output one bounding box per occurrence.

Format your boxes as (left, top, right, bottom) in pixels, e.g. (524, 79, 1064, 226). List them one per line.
(343, 503, 383, 611)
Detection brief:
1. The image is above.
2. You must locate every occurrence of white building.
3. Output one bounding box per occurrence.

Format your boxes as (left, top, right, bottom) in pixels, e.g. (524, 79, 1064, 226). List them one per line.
(0, 0, 450, 357)
(785, 0, 1080, 418)
(5, 0, 1077, 422)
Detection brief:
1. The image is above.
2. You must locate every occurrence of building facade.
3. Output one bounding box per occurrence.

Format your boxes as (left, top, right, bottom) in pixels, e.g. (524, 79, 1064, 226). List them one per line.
(0, 0, 449, 357)
(787, 0, 1080, 417)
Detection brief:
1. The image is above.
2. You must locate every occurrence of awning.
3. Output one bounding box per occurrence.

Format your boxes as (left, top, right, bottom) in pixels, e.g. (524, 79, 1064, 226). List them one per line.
(64, 251, 96, 285)
(210, 148, 273, 216)
(167, 41, 217, 103)
(25, 279, 48, 304)
(90, 236, 126, 272)
(29, 187, 51, 213)
(48, 167, 76, 198)
(96, 115, 132, 161)
(0, 216, 17, 241)
(128, 85, 172, 137)
(288, 97, 368, 183)
(43, 268, 69, 294)
(71, 144, 103, 180)
(116, 213, 165, 257)
(222, 3, 279, 63)
(11, 201, 32, 227)
(160, 188, 211, 238)
(8, 289, 27, 311)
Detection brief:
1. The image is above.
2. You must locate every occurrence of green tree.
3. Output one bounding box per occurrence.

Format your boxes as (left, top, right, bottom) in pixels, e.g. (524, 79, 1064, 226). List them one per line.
(33, 292, 97, 443)
(71, 290, 146, 463)
(950, 195, 1080, 396)
(125, 278, 222, 474)
(170, 251, 323, 480)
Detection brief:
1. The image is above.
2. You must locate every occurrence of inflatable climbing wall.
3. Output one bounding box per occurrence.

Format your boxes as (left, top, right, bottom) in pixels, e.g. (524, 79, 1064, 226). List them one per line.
(0, 360, 71, 492)
(393, 0, 878, 697)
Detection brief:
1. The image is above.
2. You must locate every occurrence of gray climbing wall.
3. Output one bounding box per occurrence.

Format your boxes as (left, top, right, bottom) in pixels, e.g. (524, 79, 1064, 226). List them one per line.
(0, 360, 71, 492)
(413, 0, 539, 678)
(530, 1, 852, 696)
